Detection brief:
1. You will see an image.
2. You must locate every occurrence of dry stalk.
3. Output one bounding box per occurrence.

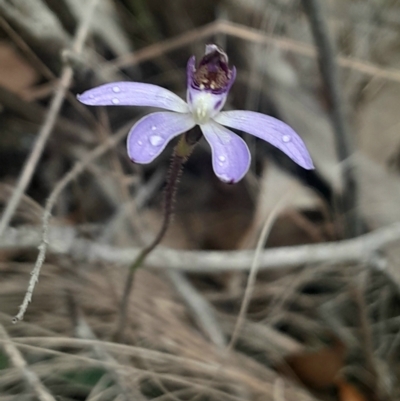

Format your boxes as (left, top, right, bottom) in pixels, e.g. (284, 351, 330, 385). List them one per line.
(302, 0, 360, 237)
(103, 20, 400, 84)
(66, 292, 144, 401)
(0, 324, 56, 401)
(3, 221, 400, 274)
(13, 123, 130, 322)
(228, 195, 292, 350)
(0, 0, 100, 239)
(167, 270, 226, 347)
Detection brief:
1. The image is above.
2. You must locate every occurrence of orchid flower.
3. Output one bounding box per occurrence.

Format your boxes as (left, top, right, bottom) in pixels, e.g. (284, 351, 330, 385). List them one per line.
(77, 45, 314, 183)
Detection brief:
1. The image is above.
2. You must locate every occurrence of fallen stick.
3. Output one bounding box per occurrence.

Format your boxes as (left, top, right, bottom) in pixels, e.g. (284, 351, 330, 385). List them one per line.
(1, 222, 399, 273)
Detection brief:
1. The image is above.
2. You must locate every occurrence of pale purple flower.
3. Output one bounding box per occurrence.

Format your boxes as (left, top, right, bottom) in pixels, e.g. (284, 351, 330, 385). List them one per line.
(77, 44, 314, 183)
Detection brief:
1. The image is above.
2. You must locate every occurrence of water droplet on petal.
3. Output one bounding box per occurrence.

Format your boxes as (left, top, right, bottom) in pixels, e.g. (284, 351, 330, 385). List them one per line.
(219, 174, 231, 182)
(149, 135, 163, 146)
(151, 125, 157, 131)
(112, 98, 120, 105)
(282, 135, 291, 143)
(137, 140, 143, 146)
(112, 86, 120, 93)
(218, 155, 226, 162)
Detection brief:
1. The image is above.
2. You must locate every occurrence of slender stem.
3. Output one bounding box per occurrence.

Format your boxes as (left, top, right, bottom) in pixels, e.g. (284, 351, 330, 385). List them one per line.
(301, 0, 361, 238)
(114, 133, 197, 341)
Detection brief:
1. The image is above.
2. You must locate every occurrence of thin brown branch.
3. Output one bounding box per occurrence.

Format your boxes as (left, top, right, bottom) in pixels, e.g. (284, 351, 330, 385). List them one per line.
(103, 20, 400, 84)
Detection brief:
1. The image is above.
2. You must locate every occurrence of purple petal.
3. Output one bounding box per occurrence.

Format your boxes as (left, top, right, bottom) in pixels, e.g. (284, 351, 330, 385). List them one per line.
(127, 112, 195, 164)
(77, 82, 189, 113)
(187, 56, 196, 88)
(214, 111, 314, 169)
(200, 121, 251, 184)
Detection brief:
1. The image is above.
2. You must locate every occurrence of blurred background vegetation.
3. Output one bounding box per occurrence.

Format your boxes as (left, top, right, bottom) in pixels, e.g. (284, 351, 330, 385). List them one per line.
(0, 0, 400, 400)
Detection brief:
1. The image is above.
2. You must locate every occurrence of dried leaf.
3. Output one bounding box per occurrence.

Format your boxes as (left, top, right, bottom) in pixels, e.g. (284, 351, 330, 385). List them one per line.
(239, 162, 330, 249)
(336, 379, 368, 401)
(281, 336, 346, 390)
(0, 41, 38, 95)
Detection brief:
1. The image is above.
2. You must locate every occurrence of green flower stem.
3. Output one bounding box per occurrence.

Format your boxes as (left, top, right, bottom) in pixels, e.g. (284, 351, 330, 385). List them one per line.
(114, 132, 197, 341)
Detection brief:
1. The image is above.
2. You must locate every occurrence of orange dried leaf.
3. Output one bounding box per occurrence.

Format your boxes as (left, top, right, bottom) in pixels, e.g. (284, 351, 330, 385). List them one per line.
(337, 379, 368, 401)
(282, 336, 346, 390)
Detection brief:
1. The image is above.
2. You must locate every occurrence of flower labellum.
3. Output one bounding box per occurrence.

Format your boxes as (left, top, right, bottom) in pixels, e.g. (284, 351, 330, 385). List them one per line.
(77, 44, 314, 183)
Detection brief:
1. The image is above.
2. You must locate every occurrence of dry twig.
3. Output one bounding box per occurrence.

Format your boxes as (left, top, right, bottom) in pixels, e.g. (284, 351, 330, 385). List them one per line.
(2, 221, 400, 274)
(66, 293, 144, 401)
(229, 196, 291, 350)
(167, 270, 226, 347)
(302, 0, 359, 237)
(0, 0, 100, 239)
(12, 123, 130, 322)
(0, 324, 56, 401)
(103, 20, 400, 84)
